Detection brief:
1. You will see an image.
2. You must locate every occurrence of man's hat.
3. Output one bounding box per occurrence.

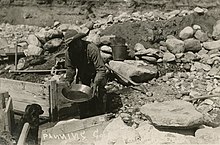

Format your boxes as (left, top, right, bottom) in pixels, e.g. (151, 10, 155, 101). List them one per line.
(64, 29, 87, 44)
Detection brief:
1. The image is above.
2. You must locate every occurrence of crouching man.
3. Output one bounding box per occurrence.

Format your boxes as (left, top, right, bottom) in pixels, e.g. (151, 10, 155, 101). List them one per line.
(64, 29, 107, 118)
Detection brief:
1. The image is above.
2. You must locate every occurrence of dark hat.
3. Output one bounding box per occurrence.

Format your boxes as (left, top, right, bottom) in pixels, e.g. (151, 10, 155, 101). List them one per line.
(64, 29, 87, 44)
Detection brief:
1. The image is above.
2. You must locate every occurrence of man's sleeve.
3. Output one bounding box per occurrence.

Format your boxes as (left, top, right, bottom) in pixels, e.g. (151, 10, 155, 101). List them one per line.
(89, 44, 106, 85)
(65, 50, 76, 84)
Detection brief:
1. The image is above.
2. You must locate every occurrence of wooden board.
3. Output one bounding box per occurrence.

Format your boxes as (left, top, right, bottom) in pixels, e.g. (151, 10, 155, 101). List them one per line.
(0, 78, 50, 117)
(41, 115, 111, 145)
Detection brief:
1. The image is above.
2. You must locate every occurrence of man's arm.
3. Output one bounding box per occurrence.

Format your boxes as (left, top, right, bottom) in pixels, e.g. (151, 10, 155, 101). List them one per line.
(65, 50, 76, 84)
(89, 43, 106, 86)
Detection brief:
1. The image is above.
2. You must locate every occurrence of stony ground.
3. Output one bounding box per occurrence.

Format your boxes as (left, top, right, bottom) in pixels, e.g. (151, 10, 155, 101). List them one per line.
(1, 3, 220, 145)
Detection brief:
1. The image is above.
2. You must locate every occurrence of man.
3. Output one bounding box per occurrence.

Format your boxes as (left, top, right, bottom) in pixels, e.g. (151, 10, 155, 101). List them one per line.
(64, 29, 107, 118)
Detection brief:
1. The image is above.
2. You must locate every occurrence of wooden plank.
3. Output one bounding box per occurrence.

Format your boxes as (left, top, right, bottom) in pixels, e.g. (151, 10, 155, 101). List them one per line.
(3, 97, 14, 133)
(49, 80, 58, 122)
(41, 115, 111, 145)
(0, 78, 50, 117)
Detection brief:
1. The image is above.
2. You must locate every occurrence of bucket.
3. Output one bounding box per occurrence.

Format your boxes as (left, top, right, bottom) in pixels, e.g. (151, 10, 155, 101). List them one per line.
(111, 45, 128, 61)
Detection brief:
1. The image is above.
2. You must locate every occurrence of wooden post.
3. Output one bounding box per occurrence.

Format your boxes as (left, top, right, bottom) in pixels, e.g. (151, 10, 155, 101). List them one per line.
(15, 41, 18, 70)
(17, 123, 30, 145)
(49, 80, 58, 122)
(0, 91, 14, 133)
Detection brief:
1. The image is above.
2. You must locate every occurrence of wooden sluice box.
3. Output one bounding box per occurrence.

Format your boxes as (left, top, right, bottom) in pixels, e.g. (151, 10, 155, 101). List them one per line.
(41, 114, 111, 145)
(0, 78, 77, 122)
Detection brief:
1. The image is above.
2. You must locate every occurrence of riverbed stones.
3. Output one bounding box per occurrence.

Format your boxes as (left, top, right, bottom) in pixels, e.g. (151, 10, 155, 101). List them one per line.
(24, 45, 43, 56)
(166, 37, 185, 54)
(163, 52, 175, 62)
(184, 38, 202, 52)
(195, 126, 220, 144)
(179, 26, 194, 40)
(212, 20, 220, 40)
(43, 38, 63, 52)
(98, 117, 141, 145)
(100, 45, 112, 53)
(27, 34, 42, 47)
(194, 7, 204, 14)
(140, 100, 204, 128)
(203, 40, 220, 50)
(109, 60, 157, 83)
(194, 30, 208, 42)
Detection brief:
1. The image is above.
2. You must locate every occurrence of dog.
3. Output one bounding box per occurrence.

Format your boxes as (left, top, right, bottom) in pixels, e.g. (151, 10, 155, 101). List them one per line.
(18, 104, 44, 145)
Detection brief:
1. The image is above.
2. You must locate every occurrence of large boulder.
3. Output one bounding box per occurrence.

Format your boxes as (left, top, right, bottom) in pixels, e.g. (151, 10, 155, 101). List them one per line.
(27, 34, 42, 47)
(109, 60, 157, 83)
(136, 122, 195, 144)
(195, 126, 220, 144)
(203, 40, 220, 50)
(212, 20, 220, 40)
(166, 37, 185, 54)
(184, 38, 202, 52)
(97, 117, 141, 145)
(140, 100, 204, 128)
(24, 45, 43, 56)
(43, 38, 63, 52)
(179, 26, 194, 40)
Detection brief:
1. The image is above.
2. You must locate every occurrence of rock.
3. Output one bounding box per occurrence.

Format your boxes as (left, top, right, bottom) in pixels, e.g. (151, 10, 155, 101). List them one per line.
(27, 34, 42, 47)
(193, 25, 201, 30)
(68, 24, 81, 32)
(45, 29, 63, 40)
(35, 28, 47, 44)
(163, 52, 175, 62)
(17, 57, 26, 70)
(191, 62, 211, 71)
(179, 26, 194, 40)
(100, 51, 112, 63)
(136, 121, 195, 144)
(0, 38, 8, 49)
(194, 30, 208, 42)
(212, 20, 220, 40)
(100, 35, 115, 45)
(57, 24, 70, 31)
(120, 113, 132, 124)
(109, 60, 157, 83)
(194, 7, 204, 14)
(166, 37, 185, 54)
(24, 45, 43, 56)
(208, 67, 220, 76)
(140, 100, 204, 128)
(203, 40, 220, 50)
(100, 45, 112, 53)
(43, 38, 63, 52)
(134, 43, 146, 52)
(184, 38, 202, 52)
(98, 117, 141, 145)
(141, 56, 157, 63)
(86, 30, 101, 45)
(195, 126, 220, 144)
(181, 52, 197, 63)
(53, 21, 60, 27)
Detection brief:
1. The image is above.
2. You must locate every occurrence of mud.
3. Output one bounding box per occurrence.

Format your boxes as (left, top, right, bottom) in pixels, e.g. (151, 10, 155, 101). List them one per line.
(102, 11, 219, 49)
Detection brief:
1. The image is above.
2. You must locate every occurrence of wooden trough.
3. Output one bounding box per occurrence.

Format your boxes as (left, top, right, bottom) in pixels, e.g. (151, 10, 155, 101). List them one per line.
(0, 78, 75, 122)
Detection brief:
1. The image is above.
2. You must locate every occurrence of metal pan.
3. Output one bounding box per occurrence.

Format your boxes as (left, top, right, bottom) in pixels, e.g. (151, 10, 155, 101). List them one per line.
(61, 84, 93, 103)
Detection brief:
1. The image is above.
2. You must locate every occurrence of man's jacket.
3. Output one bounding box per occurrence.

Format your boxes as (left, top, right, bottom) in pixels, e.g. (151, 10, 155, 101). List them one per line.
(65, 40, 106, 85)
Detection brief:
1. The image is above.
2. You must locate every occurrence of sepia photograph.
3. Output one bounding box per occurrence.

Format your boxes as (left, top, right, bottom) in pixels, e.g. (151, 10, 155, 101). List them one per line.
(0, 0, 220, 144)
